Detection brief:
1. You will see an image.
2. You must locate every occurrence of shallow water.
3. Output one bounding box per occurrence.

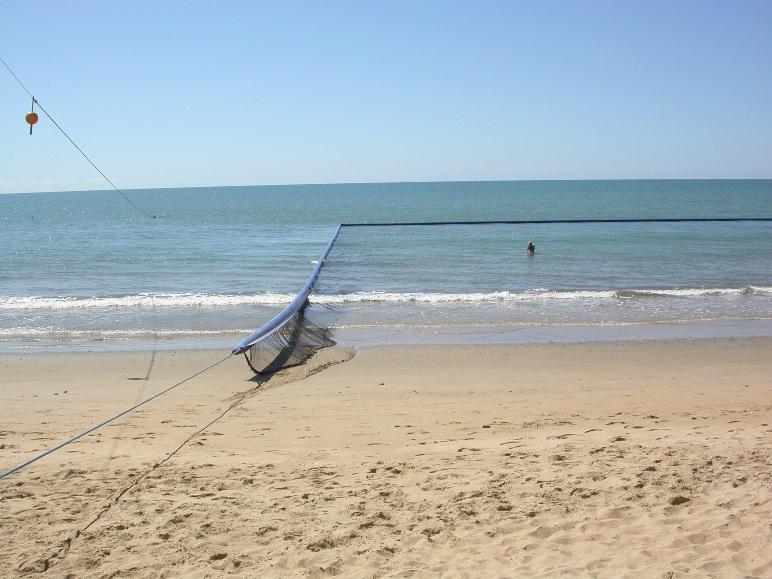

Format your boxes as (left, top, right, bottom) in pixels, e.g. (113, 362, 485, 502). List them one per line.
(1, 180, 770, 352)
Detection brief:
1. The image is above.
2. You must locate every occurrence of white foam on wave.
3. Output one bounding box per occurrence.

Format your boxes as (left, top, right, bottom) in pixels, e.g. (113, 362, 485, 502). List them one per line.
(0, 327, 250, 338)
(2, 285, 769, 311)
(310, 286, 772, 304)
(310, 290, 619, 304)
(617, 286, 772, 298)
(0, 292, 297, 310)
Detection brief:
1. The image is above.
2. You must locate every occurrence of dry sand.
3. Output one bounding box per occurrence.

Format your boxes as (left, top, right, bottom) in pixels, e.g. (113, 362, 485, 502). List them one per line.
(1, 338, 770, 578)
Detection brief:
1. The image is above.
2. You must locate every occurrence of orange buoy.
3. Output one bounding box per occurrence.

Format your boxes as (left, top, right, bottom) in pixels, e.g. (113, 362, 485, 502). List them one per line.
(25, 111, 39, 125)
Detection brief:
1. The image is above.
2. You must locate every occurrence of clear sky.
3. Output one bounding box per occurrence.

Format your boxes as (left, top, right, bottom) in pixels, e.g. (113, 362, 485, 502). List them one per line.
(1, 0, 770, 193)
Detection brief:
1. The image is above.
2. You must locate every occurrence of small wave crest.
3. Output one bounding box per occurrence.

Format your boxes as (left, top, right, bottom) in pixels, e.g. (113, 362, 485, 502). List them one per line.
(3, 286, 769, 311)
(0, 327, 250, 339)
(615, 286, 771, 298)
(0, 292, 297, 311)
(311, 290, 619, 304)
(311, 286, 772, 304)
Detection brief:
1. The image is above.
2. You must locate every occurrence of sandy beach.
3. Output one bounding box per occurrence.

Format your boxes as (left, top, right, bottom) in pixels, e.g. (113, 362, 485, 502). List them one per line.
(1, 337, 770, 578)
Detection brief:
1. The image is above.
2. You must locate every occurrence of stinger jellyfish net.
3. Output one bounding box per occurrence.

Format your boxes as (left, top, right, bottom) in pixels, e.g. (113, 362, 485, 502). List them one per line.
(233, 218, 771, 374)
(231, 225, 340, 374)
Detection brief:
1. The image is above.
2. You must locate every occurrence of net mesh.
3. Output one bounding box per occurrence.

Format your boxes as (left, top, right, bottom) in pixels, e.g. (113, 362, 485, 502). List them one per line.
(232, 224, 342, 375)
(242, 304, 336, 375)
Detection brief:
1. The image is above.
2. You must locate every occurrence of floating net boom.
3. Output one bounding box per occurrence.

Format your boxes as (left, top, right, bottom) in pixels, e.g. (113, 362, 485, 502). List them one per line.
(232, 225, 341, 374)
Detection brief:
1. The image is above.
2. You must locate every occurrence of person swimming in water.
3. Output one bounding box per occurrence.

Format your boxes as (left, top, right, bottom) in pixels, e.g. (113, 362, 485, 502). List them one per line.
(526, 241, 535, 254)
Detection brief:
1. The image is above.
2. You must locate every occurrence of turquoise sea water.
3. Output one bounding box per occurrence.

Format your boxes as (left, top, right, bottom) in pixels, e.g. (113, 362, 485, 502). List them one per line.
(1, 180, 770, 352)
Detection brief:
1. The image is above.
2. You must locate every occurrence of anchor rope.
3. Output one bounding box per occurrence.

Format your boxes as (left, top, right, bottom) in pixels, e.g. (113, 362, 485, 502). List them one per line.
(0, 354, 233, 480)
(1, 55, 155, 219)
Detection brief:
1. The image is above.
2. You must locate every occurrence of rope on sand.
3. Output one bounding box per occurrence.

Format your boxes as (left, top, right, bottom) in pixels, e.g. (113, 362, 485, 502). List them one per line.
(0, 355, 233, 480)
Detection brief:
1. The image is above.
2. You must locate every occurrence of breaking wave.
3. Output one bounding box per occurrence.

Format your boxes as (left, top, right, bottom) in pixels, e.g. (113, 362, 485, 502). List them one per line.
(0, 292, 297, 310)
(1, 285, 769, 311)
(312, 286, 772, 304)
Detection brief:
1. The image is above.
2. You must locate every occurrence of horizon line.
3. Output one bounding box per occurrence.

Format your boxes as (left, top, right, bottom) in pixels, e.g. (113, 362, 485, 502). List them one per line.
(3, 176, 772, 196)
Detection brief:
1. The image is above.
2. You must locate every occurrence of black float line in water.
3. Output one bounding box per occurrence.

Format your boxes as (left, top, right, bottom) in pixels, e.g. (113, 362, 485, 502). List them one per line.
(1, 55, 155, 219)
(340, 218, 772, 227)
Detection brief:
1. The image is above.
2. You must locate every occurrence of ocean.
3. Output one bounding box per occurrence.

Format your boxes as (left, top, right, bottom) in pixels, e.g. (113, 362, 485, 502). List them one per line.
(1, 180, 770, 353)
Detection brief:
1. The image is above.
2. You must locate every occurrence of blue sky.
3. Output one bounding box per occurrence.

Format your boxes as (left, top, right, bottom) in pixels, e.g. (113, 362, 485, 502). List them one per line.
(1, 0, 770, 193)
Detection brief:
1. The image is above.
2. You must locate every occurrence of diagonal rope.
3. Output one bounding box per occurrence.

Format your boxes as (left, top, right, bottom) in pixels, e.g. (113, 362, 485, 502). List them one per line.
(1, 55, 155, 218)
(0, 354, 234, 481)
(22, 365, 282, 571)
(0, 55, 32, 97)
